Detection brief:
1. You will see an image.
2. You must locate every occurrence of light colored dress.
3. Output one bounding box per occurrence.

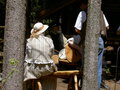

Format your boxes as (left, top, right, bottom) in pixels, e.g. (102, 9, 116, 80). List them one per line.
(24, 34, 57, 81)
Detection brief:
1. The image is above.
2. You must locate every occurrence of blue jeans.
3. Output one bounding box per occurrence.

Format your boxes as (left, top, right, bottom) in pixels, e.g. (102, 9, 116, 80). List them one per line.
(98, 37, 104, 90)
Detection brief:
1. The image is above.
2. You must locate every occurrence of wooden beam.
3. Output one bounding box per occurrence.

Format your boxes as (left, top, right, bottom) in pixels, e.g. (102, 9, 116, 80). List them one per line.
(0, 26, 5, 29)
(39, 0, 77, 19)
(74, 75, 78, 90)
(50, 70, 82, 78)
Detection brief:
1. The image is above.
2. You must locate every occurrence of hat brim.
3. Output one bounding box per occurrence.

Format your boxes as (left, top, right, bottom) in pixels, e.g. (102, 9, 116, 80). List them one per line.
(31, 25, 49, 34)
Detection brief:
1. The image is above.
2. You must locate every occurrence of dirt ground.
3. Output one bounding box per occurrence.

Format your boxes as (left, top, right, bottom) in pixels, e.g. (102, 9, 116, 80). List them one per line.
(56, 78, 68, 90)
(56, 78, 120, 90)
(0, 78, 120, 90)
(101, 80, 120, 90)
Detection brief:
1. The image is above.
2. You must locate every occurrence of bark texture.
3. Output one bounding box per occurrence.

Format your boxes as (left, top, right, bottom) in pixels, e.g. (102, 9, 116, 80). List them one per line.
(82, 0, 101, 90)
(2, 0, 26, 90)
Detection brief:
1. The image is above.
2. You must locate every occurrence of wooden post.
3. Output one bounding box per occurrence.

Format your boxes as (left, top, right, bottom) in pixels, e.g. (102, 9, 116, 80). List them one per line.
(37, 80, 42, 90)
(74, 75, 78, 90)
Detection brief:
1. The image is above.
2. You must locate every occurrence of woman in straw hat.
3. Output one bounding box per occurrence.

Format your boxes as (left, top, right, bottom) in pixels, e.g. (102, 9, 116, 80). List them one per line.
(24, 22, 57, 90)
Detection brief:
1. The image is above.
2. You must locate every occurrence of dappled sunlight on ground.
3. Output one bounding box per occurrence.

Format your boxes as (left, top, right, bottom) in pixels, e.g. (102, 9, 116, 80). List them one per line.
(101, 80, 120, 90)
(57, 78, 120, 90)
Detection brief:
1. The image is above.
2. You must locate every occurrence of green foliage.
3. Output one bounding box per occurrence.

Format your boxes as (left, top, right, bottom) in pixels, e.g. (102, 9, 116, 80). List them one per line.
(30, 0, 43, 24)
(103, 68, 110, 74)
(0, 0, 4, 4)
(42, 19, 53, 25)
(30, 0, 61, 25)
(0, 0, 62, 26)
(2, 58, 20, 84)
(9, 58, 19, 66)
(0, 0, 64, 24)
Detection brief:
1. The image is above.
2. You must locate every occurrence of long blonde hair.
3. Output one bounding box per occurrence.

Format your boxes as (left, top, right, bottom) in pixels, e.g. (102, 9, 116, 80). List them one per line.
(30, 29, 40, 38)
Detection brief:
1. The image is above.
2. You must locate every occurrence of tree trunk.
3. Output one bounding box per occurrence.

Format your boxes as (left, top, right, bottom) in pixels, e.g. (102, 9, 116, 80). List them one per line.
(2, 0, 26, 90)
(82, 0, 101, 90)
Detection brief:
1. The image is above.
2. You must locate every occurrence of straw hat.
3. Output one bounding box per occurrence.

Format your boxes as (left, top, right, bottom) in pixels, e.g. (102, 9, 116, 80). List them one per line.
(117, 26, 120, 31)
(31, 22, 49, 35)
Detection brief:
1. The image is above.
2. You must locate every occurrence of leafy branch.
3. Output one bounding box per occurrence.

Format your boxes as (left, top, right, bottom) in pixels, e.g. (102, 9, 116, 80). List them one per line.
(2, 58, 20, 85)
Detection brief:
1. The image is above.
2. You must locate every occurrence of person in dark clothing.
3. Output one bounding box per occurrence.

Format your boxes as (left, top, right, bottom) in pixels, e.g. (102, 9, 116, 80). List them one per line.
(49, 23, 64, 52)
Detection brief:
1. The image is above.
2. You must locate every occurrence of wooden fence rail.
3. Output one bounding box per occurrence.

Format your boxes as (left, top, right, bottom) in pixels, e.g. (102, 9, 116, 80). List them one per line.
(0, 26, 5, 29)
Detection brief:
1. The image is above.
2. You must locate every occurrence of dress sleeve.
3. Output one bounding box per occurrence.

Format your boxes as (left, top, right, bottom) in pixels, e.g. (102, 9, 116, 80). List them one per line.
(74, 11, 87, 30)
(24, 42, 32, 60)
(103, 14, 109, 27)
(49, 39, 54, 56)
(117, 26, 120, 31)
